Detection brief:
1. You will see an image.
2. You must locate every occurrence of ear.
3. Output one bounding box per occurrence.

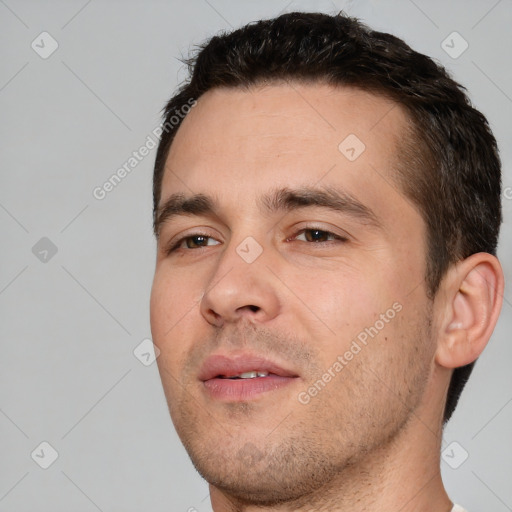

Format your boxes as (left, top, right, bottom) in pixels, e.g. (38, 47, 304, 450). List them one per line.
(435, 253, 504, 369)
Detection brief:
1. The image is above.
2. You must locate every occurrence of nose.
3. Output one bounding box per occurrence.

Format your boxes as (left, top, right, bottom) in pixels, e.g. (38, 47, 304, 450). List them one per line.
(199, 239, 281, 327)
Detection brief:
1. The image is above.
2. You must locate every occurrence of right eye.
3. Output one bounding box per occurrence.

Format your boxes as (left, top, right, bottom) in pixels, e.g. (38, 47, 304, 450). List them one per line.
(165, 233, 221, 254)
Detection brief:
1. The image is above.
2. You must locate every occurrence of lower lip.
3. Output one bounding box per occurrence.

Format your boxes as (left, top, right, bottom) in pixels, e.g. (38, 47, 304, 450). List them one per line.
(203, 375, 296, 401)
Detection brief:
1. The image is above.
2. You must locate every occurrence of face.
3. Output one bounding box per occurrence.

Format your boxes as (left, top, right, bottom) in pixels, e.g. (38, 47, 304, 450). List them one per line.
(150, 83, 437, 505)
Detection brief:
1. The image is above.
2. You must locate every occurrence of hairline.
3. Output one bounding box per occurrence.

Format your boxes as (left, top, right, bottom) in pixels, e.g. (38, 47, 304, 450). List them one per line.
(155, 79, 429, 212)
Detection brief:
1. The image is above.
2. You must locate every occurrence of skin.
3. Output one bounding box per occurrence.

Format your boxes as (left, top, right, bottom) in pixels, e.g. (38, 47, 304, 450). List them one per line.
(150, 83, 503, 511)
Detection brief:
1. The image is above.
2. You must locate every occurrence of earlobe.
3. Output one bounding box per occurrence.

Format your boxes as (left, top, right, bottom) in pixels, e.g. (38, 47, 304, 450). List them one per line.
(435, 253, 504, 369)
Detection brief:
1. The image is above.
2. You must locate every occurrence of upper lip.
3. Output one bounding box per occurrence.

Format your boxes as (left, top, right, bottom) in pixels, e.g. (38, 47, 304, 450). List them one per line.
(198, 353, 299, 381)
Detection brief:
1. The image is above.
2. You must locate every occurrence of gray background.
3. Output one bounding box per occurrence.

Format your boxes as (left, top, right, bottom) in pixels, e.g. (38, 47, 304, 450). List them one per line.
(1, 0, 511, 511)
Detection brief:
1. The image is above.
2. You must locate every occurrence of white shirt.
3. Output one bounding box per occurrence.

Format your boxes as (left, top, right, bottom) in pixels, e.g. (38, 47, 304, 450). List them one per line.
(452, 505, 467, 512)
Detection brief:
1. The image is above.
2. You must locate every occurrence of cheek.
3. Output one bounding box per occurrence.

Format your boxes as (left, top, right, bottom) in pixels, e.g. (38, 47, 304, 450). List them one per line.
(293, 269, 391, 335)
(150, 270, 200, 410)
(151, 263, 202, 317)
(150, 267, 201, 360)
(294, 268, 413, 378)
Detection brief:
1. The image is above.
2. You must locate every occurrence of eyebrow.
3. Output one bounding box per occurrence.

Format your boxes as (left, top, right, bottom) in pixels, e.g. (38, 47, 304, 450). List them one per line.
(154, 186, 381, 237)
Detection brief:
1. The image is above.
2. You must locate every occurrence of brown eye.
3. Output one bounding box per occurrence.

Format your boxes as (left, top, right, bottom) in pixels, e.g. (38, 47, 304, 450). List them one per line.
(303, 229, 332, 242)
(295, 228, 343, 243)
(166, 233, 220, 255)
(185, 235, 210, 248)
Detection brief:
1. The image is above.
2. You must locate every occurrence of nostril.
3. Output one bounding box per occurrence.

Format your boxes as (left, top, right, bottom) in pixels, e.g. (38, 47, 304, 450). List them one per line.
(233, 304, 260, 316)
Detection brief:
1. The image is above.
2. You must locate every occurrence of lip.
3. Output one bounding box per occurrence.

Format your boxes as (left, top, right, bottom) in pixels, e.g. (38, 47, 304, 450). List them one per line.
(199, 353, 300, 401)
(199, 353, 298, 380)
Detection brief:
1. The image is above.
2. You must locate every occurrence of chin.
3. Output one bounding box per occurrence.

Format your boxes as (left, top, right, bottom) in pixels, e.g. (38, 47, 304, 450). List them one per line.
(182, 436, 346, 507)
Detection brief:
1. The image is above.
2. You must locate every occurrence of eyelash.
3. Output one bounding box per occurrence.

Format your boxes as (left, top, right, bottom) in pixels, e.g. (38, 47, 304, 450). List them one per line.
(164, 227, 348, 255)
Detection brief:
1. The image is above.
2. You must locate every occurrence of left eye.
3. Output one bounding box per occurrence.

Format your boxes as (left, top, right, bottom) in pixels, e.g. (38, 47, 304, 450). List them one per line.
(293, 228, 346, 243)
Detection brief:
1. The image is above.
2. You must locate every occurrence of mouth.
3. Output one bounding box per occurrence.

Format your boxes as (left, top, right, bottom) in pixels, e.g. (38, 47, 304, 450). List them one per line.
(199, 354, 300, 401)
(219, 371, 272, 379)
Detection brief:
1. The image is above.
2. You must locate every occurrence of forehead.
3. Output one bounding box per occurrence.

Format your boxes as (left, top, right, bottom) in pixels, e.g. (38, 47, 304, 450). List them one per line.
(160, 83, 416, 226)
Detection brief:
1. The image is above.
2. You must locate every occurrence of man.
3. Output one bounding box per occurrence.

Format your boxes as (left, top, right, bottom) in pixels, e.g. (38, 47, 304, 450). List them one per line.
(149, 12, 504, 512)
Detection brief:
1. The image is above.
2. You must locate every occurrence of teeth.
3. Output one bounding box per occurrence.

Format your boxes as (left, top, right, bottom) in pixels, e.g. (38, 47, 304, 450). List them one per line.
(239, 371, 258, 379)
(228, 371, 269, 379)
